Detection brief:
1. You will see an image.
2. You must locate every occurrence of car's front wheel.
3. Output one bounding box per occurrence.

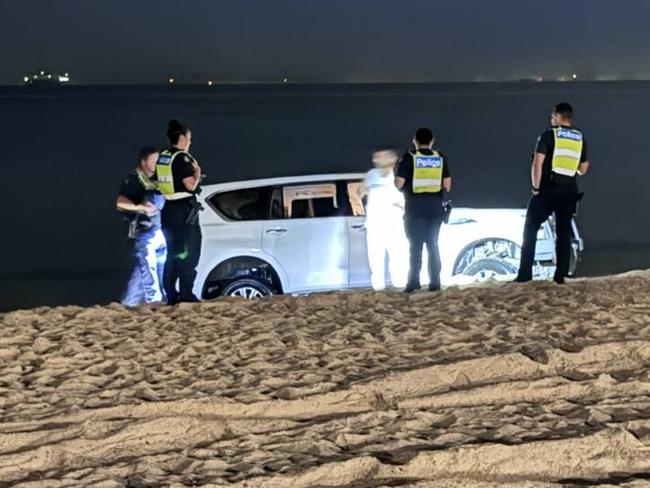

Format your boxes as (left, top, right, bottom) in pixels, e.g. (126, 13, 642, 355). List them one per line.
(221, 278, 273, 299)
(463, 258, 518, 282)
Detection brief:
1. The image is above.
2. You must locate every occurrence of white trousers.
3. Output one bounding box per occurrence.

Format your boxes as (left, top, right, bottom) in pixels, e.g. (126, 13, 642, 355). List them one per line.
(365, 217, 409, 290)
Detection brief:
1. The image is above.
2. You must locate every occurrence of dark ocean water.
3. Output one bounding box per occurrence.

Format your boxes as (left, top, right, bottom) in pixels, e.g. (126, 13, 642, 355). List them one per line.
(0, 82, 649, 311)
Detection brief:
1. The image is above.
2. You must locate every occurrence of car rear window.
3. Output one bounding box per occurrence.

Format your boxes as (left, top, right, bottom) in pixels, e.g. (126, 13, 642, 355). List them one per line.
(208, 187, 270, 221)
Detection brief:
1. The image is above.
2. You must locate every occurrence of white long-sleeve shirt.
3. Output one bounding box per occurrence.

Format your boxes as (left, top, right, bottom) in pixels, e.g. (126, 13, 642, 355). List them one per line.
(364, 168, 404, 223)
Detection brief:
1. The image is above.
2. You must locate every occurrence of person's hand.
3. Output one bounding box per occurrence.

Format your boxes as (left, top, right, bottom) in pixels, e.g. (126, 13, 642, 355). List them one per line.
(139, 202, 157, 217)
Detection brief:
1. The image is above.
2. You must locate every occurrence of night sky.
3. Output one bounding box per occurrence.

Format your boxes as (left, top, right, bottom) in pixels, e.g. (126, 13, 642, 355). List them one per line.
(2, 0, 650, 84)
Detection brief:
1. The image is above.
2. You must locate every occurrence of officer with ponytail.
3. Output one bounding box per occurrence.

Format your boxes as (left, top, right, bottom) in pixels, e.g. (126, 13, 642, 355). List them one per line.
(515, 103, 591, 284)
(156, 119, 202, 304)
(395, 128, 452, 292)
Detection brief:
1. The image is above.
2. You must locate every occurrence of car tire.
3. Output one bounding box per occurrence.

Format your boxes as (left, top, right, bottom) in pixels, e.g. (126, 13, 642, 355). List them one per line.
(463, 258, 518, 282)
(221, 278, 274, 299)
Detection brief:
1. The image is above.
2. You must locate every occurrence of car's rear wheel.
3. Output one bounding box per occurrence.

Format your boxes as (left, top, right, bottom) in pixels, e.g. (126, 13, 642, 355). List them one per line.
(464, 258, 518, 282)
(221, 278, 273, 299)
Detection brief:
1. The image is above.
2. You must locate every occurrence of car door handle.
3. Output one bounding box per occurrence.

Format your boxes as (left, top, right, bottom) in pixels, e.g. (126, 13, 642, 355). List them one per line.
(351, 223, 366, 230)
(266, 228, 287, 235)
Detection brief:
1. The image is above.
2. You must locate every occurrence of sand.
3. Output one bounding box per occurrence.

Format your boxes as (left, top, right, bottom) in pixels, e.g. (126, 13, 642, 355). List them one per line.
(1, 271, 650, 487)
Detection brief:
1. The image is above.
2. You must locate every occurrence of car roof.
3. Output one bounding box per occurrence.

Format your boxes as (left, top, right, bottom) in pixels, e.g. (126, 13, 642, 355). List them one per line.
(200, 173, 366, 194)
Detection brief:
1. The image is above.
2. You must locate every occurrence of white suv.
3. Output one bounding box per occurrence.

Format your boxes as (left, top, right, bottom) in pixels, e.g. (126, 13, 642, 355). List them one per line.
(194, 174, 583, 299)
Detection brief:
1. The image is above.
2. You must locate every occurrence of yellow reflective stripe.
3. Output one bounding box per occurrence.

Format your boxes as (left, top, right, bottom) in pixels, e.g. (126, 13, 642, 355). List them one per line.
(164, 192, 194, 200)
(412, 150, 443, 193)
(554, 148, 582, 159)
(413, 178, 442, 188)
(552, 128, 583, 176)
(136, 168, 157, 190)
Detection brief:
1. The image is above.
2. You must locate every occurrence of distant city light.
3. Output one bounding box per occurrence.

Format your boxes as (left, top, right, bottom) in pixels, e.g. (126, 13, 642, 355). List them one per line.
(208, 80, 213, 86)
(24, 70, 71, 85)
(168, 78, 175, 84)
(283, 78, 288, 83)
(572, 73, 578, 80)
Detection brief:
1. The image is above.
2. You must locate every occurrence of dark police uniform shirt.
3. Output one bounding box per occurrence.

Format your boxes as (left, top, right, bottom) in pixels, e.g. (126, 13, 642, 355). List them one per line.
(162, 149, 200, 227)
(397, 149, 451, 219)
(536, 126, 589, 189)
(118, 171, 163, 231)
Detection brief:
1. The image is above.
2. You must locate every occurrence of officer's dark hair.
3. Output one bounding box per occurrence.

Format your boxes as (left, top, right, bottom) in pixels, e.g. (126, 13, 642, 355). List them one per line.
(554, 103, 574, 119)
(167, 119, 190, 145)
(138, 146, 159, 162)
(415, 128, 434, 145)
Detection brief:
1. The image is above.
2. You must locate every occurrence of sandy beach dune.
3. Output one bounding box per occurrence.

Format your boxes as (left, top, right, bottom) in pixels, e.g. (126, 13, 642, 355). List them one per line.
(1, 272, 650, 487)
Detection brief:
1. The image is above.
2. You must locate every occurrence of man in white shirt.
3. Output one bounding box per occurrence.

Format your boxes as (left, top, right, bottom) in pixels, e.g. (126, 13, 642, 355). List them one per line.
(358, 147, 409, 290)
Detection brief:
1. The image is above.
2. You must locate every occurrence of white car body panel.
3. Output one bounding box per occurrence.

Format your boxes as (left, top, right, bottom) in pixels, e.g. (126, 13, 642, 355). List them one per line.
(194, 173, 564, 297)
(262, 216, 349, 292)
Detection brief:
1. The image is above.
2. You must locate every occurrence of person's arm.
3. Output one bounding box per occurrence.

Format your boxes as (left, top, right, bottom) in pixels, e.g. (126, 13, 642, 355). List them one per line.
(357, 180, 368, 198)
(577, 138, 590, 175)
(531, 152, 545, 194)
(441, 152, 452, 194)
(173, 153, 201, 192)
(116, 195, 156, 216)
(116, 175, 155, 215)
(443, 177, 452, 193)
(395, 153, 410, 190)
(183, 162, 201, 192)
(531, 131, 550, 194)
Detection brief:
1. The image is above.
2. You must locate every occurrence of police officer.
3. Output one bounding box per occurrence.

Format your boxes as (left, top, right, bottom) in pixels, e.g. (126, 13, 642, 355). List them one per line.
(515, 103, 590, 284)
(156, 119, 202, 304)
(117, 147, 167, 306)
(396, 128, 452, 292)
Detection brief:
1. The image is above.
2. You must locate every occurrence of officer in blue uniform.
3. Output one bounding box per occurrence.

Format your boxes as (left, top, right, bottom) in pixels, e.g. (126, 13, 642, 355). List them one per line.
(117, 147, 167, 306)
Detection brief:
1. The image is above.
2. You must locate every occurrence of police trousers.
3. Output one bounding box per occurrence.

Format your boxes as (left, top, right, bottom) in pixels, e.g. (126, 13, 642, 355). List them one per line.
(122, 229, 167, 307)
(517, 184, 577, 282)
(404, 215, 443, 290)
(162, 223, 202, 304)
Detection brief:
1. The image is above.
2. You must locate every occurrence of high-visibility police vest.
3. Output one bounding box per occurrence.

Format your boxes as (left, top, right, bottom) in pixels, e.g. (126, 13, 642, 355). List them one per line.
(551, 127, 584, 177)
(155, 150, 194, 200)
(136, 168, 157, 191)
(412, 150, 444, 194)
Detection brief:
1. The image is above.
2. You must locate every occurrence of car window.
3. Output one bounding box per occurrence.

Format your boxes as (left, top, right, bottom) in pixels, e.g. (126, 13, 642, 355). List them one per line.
(208, 187, 271, 221)
(283, 183, 340, 218)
